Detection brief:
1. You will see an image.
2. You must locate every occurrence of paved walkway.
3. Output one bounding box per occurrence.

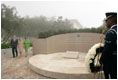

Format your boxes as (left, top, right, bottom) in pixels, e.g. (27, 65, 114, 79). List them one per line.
(1, 47, 32, 58)
(1, 48, 50, 79)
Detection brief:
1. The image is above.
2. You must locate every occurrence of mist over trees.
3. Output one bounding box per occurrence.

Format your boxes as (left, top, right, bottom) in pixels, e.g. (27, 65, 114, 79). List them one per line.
(21, 15, 74, 37)
(1, 4, 74, 42)
(1, 4, 106, 42)
(1, 4, 23, 42)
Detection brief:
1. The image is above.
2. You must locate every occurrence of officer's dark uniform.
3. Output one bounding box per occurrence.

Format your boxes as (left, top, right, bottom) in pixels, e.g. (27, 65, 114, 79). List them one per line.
(100, 13, 117, 79)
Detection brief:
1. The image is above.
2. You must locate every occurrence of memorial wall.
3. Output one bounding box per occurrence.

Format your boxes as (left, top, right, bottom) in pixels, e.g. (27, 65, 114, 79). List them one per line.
(32, 33, 104, 54)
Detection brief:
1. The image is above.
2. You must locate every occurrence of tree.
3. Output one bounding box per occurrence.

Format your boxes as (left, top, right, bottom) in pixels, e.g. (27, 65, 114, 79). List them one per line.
(1, 4, 23, 42)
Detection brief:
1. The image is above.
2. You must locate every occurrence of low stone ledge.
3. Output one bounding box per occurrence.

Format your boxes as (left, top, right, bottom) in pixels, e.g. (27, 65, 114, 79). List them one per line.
(28, 52, 104, 79)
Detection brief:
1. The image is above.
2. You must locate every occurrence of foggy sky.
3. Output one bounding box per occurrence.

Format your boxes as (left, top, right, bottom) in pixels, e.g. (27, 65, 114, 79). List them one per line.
(1, 0, 118, 28)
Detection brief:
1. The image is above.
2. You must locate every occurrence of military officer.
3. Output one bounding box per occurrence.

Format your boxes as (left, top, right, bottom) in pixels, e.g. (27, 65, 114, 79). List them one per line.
(100, 12, 117, 79)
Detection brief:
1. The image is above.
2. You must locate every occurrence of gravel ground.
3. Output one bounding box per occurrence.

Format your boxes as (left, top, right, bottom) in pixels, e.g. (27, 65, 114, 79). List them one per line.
(1, 48, 51, 79)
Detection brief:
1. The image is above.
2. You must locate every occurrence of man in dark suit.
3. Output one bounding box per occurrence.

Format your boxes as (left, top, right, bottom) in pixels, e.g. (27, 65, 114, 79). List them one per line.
(10, 35, 18, 58)
(100, 12, 117, 79)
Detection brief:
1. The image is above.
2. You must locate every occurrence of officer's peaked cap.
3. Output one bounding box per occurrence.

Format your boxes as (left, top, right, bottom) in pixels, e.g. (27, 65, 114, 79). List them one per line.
(106, 12, 117, 20)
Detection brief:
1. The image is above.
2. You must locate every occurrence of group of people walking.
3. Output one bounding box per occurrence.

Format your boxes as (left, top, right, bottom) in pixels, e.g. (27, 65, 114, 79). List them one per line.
(10, 35, 30, 58)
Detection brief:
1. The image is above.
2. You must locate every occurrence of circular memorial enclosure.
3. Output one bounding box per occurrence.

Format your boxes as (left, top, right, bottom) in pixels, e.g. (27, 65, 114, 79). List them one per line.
(28, 52, 104, 79)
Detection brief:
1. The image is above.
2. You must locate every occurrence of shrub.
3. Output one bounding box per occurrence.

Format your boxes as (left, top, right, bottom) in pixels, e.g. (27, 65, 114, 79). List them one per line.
(1, 42, 10, 49)
(38, 27, 108, 39)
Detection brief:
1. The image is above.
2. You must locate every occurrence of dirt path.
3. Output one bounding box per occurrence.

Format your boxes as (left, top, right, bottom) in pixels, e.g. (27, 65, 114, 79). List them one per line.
(1, 53, 51, 79)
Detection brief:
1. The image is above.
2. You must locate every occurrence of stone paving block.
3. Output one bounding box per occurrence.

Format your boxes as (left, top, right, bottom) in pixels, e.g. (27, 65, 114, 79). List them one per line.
(63, 51, 79, 59)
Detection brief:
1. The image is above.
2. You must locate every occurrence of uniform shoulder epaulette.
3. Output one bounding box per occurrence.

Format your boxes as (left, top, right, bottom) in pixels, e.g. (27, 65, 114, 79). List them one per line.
(108, 29, 117, 35)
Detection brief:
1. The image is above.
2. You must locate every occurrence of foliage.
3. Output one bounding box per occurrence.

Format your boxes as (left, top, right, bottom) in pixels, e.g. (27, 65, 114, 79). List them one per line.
(21, 16, 73, 37)
(1, 4, 23, 42)
(38, 26, 108, 38)
(1, 42, 10, 49)
(1, 4, 74, 39)
(1, 4, 108, 40)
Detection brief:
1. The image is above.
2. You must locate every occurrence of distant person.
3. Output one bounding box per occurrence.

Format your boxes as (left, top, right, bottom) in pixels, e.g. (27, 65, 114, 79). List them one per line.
(10, 35, 18, 58)
(24, 37, 30, 57)
(18, 37, 24, 57)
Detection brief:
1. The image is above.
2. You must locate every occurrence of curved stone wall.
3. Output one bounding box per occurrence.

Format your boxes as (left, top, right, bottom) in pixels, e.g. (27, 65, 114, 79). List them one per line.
(32, 33, 104, 54)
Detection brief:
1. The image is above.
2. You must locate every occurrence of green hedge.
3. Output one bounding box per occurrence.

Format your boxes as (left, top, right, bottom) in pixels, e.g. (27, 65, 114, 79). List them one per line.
(38, 29, 78, 38)
(1, 43, 10, 49)
(38, 27, 108, 39)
